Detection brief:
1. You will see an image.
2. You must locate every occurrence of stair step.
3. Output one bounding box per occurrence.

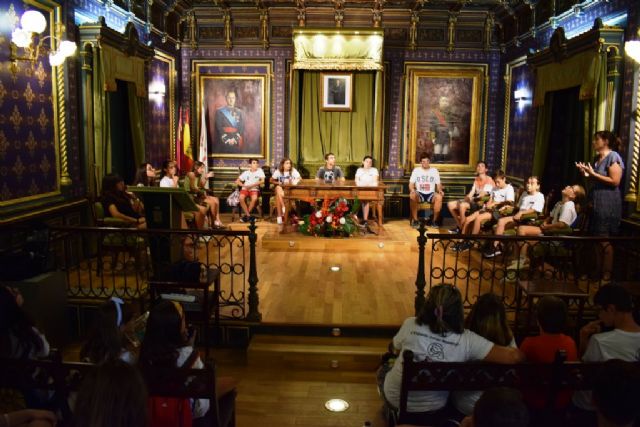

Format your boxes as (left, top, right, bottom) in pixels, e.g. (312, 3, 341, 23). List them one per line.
(247, 334, 389, 372)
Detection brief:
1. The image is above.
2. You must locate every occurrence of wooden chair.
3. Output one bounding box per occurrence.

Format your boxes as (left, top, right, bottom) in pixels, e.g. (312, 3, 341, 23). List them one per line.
(148, 267, 221, 359)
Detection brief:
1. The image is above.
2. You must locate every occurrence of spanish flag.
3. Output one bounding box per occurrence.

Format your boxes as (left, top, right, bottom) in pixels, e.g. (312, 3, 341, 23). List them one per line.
(182, 109, 194, 172)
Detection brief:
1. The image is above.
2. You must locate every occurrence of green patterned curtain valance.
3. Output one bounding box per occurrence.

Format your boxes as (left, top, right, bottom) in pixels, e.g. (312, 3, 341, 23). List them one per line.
(533, 50, 601, 107)
(292, 28, 384, 71)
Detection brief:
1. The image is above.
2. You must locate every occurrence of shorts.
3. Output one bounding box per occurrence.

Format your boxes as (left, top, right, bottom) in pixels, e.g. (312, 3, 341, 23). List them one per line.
(240, 189, 260, 197)
(416, 191, 436, 203)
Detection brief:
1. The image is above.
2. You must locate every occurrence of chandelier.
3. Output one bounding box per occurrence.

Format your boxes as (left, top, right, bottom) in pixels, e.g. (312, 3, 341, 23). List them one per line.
(10, 9, 77, 75)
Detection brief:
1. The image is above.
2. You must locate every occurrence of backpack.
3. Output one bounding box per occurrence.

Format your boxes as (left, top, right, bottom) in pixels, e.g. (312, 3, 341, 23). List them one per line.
(147, 350, 199, 427)
(226, 189, 240, 207)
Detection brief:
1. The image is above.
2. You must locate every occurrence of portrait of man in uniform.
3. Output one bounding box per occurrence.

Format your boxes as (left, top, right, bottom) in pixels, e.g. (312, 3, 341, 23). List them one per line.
(215, 90, 245, 153)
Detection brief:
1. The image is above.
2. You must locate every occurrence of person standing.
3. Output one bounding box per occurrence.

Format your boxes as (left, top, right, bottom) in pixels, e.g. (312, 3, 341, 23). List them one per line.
(576, 130, 624, 281)
(409, 153, 444, 228)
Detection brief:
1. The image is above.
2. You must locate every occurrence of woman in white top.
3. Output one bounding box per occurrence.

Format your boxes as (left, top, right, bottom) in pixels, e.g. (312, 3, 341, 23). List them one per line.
(354, 156, 379, 225)
(270, 158, 301, 225)
(159, 160, 179, 188)
(382, 285, 523, 425)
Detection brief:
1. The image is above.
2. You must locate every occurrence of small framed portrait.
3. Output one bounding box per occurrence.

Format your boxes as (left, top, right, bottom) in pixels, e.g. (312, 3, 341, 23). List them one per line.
(321, 73, 353, 111)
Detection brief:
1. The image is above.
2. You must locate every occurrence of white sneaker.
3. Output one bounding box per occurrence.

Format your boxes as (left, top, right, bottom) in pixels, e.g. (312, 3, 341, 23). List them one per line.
(277, 216, 283, 225)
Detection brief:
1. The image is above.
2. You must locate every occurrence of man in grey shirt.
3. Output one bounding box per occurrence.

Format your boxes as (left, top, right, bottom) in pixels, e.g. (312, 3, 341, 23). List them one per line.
(316, 152, 345, 183)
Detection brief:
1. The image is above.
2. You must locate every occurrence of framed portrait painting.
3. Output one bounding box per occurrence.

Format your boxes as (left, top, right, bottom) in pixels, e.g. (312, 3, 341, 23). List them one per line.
(198, 74, 269, 158)
(403, 64, 487, 172)
(321, 73, 353, 111)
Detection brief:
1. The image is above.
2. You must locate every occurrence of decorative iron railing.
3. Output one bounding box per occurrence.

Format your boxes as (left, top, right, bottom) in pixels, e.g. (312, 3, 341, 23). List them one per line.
(412, 221, 640, 313)
(47, 223, 260, 321)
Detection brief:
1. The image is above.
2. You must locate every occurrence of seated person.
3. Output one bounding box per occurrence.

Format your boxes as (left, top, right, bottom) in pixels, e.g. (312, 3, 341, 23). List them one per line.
(101, 173, 146, 229)
(0, 286, 49, 360)
(355, 155, 379, 227)
(382, 285, 523, 426)
(316, 152, 345, 183)
(572, 285, 640, 415)
(520, 296, 577, 414)
(138, 300, 236, 427)
(186, 161, 224, 229)
(80, 297, 137, 364)
(453, 293, 517, 417)
(447, 160, 494, 234)
(592, 360, 640, 427)
(460, 387, 530, 427)
(0, 409, 56, 427)
(409, 153, 444, 228)
(271, 158, 301, 225)
(159, 160, 179, 188)
(235, 158, 265, 223)
(133, 162, 156, 187)
(508, 184, 585, 270)
(453, 170, 515, 252)
(483, 176, 544, 258)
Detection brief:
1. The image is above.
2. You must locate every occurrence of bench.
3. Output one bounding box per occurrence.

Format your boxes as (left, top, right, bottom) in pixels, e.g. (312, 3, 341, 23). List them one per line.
(0, 354, 233, 427)
(395, 349, 640, 426)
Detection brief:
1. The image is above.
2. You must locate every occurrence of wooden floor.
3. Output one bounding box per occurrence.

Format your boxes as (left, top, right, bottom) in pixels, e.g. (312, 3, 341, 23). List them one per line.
(229, 218, 425, 327)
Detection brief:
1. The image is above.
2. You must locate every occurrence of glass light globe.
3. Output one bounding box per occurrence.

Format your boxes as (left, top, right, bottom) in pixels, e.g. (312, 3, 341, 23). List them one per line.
(12, 28, 32, 48)
(49, 51, 65, 66)
(625, 40, 640, 64)
(59, 40, 77, 57)
(21, 10, 47, 34)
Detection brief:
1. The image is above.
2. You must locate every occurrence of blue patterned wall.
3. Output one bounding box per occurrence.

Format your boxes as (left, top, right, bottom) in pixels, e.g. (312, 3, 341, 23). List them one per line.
(505, 63, 536, 178)
(500, 0, 638, 179)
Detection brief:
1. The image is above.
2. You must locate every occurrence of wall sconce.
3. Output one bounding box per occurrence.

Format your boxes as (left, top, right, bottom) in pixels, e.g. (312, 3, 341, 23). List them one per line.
(148, 80, 166, 105)
(625, 30, 640, 64)
(10, 9, 77, 75)
(514, 88, 531, 110)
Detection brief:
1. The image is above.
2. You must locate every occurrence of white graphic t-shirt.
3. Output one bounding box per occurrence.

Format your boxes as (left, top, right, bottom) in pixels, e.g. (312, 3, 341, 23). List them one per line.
(491, 184, 515, 203)
(383, 317, 494, 413)
(239, 169, 266, 190)
(355, 167, 379, 187)
(272, 168, 301, 185)
(518, 192, 545, 213)
(409, 167, 441, 194)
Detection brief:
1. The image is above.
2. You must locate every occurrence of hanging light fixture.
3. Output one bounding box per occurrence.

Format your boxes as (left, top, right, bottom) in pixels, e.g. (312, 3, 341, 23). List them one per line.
(9, 9, 77, 75)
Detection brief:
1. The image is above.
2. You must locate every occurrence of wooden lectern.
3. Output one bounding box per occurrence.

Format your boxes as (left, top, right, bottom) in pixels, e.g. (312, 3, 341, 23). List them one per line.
(130, 187, 199, 276)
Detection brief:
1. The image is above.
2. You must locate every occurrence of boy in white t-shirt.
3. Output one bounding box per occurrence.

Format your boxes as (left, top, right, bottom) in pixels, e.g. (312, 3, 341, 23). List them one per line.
(235, 158, 265, 222)
(484, 176, 545, 258)
(508, 184, 585, 269)
(355, 155, 380, 226)
(463, 170, 515, 236)
(571, 285, 640, 416)
(409, 153, 444, 228)
(447, 160, 494, 234)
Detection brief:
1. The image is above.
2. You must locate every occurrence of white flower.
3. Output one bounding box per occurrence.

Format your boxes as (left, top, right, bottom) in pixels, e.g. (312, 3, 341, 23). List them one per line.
(315, 211, 323, 218)
(339, 217, 346, 225)
(298, 220, 305, 225)
(326, 215, 333, 223)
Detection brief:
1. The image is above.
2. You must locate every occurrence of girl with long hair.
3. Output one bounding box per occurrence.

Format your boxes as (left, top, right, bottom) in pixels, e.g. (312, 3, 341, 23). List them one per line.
(453, 293, 516, 416)
(80, 297, 137, 364)
(354, 156, 379, 227)
(158, 160, 179, 188)
(270, 158, 301, 225)
(133, 163, 156, 187)
(0, 286, 49, 360)
(186, 161, 224, 228)
(382, 285, 523, 425)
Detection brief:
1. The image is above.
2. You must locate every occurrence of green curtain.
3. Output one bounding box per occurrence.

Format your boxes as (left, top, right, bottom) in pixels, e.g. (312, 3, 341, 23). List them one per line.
(288, 70, 301, 169)
(532, 92, 554, 178)
(92, 46, 111, 194)
(581, 50, 609, 162)
(294, 71, 379, 168)
(127, 81, 146, 168)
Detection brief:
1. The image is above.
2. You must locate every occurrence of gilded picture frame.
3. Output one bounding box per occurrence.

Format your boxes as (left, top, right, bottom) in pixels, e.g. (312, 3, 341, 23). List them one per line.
(403, 63, 487, 173)
(194, 62, 271, 160)
(320, 73, 353, 112)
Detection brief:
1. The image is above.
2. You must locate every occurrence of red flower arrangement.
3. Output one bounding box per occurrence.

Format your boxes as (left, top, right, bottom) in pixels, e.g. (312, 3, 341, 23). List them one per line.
(299, 197, 360, 237)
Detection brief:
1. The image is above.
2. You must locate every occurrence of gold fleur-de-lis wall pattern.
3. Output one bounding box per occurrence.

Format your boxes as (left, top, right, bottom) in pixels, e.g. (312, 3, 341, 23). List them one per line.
(0, 1, 58, 203)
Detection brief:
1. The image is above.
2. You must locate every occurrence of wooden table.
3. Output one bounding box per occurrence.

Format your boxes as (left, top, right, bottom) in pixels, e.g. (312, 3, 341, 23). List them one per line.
(282, 179, 386, 230)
